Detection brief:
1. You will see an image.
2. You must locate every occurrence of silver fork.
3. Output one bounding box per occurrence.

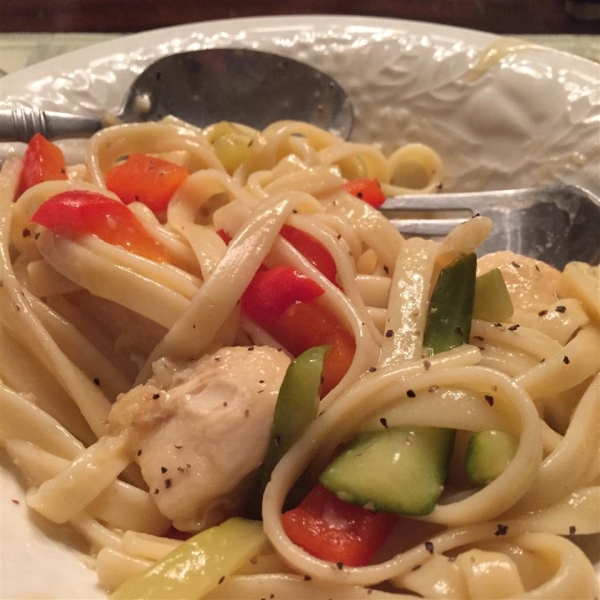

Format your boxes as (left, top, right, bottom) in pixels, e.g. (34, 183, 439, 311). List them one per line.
(379, 184, 600, 269)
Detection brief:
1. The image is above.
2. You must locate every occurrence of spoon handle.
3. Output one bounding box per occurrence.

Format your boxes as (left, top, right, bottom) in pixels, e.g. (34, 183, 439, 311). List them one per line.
(0, 107, 103, 143)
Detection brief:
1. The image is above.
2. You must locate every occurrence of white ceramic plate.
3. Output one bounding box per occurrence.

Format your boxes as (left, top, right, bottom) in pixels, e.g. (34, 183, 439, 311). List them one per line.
(0, 15, 598, 600)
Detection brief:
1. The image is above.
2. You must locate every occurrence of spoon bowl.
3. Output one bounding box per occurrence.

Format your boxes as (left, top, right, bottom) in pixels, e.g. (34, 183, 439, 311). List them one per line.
(0, 48, 354, 142)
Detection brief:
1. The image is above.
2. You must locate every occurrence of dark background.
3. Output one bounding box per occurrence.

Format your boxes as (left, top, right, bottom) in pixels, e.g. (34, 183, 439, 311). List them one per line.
(2, 0, 600, 34)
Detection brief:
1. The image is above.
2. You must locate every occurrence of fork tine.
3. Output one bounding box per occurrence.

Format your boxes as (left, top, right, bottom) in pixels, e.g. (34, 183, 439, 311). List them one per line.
(391, 218, 467, 237)
(380, 194, 479, 212)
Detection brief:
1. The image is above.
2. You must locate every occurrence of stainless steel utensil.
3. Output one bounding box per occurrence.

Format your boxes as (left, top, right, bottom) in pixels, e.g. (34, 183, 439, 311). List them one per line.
(0, 49, 354, 143)
(380, 184, 600, 269)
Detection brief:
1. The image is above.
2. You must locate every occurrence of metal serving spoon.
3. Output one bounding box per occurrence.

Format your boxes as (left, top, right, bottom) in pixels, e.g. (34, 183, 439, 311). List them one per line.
(0, 48, 354, 143)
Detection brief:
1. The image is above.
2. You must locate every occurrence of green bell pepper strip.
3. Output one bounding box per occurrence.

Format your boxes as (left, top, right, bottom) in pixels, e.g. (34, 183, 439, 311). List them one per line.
(258, 345, 329, 498)
(110, 518, 269, 600)
(423, 252, 477, 356)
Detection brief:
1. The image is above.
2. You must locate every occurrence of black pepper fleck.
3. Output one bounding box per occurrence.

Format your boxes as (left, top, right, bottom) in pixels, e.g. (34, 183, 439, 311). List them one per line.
(425, 541, 434, 554)
(484, 394, 494, 406)
(161, 466, 168, 474)
(556, 305, 566, 313)
(22, 228, 31, 238)
(336, 562, 344, 570)
(368, 366, 377, 372)
(383, 265, 389, 274)
(423, 359, 431, 371)
(569, 525, 576, 535)
(304, 575, 312, 581)
(154, 488, 159, 495)
(407, 389, 416, 398)
(495, 524, 508, 536)
(511, 261, 521, 268)
(508, 324, 520, 331)
(385, 329, 394, 338)
(380, 417, 388, 429)
(218, 576, 225, 585)
(538, 309, 548, 316)
(563, 356, 570, 365)
(164, 479, 172, 489)
(259, 379, 265, 384)
(493, 323, 503, 328)
(137, 449, 142, 456)
(93, 378, 100, 386)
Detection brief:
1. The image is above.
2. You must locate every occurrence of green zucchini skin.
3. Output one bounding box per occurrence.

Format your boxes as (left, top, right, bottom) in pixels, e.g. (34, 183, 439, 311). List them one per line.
(466, 430, 518, 487)
(319, 427, 456, 516)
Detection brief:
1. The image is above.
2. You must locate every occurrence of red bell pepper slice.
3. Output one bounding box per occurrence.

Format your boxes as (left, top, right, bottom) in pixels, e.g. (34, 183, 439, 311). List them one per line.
(280, 225, 337, 285)
(342, 178, 386, 208)
(282, 484, 396, 567)
(31, 190, 170, 262)
(241, 266, 324, 326)
(105, 153, 188, 212)
(17, 133, 68, 197)
(240, 262, 353, 394)
(271, 301, 355, 396)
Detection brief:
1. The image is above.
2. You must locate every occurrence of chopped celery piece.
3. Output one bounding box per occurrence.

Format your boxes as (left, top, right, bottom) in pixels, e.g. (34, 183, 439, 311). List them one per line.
(473, 268, 514, 322)
(423, 253, 477, 356)
(110, 518, 269, 600)
(213, 133, 251, 174)
(466, 430, 518, 486)
(209, 121, 252, 174)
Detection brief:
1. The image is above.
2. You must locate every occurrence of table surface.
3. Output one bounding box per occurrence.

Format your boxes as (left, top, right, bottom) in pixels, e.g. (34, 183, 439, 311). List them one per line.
(0, 32, 598, 80)
(2, 1, 600, 34)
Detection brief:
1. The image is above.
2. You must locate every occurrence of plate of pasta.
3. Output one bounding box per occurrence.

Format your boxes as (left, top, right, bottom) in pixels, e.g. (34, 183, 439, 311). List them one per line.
(1, 15, 599, 600)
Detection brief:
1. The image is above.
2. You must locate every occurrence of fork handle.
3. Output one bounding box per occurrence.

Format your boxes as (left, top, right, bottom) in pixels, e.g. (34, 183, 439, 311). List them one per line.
(0, 107, 103, 143)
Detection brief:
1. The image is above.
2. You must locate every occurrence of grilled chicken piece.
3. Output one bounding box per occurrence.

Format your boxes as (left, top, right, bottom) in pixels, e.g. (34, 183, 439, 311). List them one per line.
(109, 346, 290, 531)
(477, 251, 560, 324)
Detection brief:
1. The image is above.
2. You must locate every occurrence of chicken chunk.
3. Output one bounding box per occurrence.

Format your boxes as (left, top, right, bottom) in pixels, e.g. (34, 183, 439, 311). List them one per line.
(477, 251, 560, 324)
(109, 346, 290, 531)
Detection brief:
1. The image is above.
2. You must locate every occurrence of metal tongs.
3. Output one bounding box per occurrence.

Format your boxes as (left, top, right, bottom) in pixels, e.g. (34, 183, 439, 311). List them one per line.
(379, 184, 600, 269)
